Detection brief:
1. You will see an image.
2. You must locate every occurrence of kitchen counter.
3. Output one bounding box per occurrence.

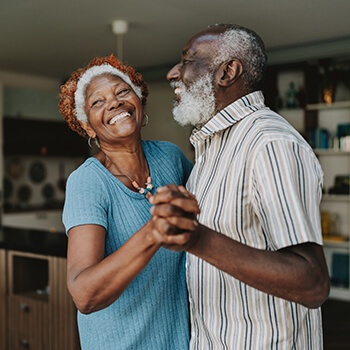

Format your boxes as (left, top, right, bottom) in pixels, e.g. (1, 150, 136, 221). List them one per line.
(0, 226, 67, 257)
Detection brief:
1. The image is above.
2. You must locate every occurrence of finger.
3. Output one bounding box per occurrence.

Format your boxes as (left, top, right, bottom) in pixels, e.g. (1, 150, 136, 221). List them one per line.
(149, 190, 185, 205)
(153, 216, 182, 236)
(178, 186, 196, 199)
(169, 197, 200, 214)
(151, 203, 185, 218)
(160, 232, 191, 246)
(166, 216, 198, 231)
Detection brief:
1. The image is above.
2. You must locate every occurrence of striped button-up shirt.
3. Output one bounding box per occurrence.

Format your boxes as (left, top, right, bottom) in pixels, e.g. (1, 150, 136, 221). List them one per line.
(186, 91, 324, 349)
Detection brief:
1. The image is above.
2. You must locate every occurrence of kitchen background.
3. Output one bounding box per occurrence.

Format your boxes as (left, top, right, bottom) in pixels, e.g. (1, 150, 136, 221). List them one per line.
(1, 0, 350, 349)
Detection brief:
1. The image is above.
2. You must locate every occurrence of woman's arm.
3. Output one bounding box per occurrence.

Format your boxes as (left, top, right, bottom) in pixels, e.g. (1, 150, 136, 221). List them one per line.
(66, 217, 197, 314)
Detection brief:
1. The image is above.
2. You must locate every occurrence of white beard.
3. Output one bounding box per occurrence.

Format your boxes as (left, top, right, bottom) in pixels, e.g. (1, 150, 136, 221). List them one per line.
(171, 73, 216, 127)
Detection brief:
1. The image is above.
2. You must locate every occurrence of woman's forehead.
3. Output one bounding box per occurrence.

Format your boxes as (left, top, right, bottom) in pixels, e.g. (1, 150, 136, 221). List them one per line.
(89, 73, 126, 86)
(86, 74, 127, 95)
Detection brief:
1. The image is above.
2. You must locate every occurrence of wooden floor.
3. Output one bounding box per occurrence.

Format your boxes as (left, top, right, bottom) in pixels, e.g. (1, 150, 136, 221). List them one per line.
(322, 299, 350, 349)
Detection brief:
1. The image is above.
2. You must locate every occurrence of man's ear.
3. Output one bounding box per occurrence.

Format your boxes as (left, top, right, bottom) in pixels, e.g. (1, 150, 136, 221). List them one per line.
(80, 122, 96, 139)
(216, 59, 244, 87)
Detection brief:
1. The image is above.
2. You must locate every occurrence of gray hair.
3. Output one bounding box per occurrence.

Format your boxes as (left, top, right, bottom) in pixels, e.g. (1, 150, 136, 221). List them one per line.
(211, 24, 267, 91)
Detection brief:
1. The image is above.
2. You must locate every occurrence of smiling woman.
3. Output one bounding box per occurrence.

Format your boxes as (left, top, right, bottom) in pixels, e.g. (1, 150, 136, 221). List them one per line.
(58, 55, 197, 350)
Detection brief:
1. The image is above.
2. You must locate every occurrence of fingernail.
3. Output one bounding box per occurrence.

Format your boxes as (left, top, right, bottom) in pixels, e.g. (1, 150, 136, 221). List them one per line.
(149, 196, 154, 204)
(193, 220, 198, 227)
(150, 207, 154, 214)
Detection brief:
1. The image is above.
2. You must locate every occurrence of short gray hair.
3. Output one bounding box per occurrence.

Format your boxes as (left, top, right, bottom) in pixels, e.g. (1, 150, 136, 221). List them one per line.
(211, 24, 267, 91)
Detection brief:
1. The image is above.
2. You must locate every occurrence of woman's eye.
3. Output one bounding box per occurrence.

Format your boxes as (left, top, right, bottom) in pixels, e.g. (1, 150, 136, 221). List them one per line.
(91, 100, 102, 107)
(117, 88, 130, 96)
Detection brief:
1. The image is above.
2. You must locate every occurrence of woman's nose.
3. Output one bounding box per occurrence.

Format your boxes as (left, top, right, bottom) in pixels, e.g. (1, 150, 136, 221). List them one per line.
(107, 95, 123, 110)
(167, 63, 181, 81)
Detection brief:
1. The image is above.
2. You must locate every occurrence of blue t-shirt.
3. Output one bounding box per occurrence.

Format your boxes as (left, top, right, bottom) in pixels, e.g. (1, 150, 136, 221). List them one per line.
(63, 140, 192, 350)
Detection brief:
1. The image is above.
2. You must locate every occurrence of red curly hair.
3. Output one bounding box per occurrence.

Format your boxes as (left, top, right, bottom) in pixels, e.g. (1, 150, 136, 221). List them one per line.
(59, 54, 149, 139)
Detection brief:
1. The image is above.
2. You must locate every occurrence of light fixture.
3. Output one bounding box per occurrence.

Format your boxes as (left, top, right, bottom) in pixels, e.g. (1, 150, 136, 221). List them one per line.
(111, 20, 129, 62)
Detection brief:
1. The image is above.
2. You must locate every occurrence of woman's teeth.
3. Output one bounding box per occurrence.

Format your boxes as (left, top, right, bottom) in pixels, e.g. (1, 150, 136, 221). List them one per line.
(109, 112, 131, 125)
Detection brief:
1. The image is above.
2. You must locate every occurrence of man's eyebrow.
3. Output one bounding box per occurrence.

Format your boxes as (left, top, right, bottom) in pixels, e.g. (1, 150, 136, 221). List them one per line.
(182, 49, 197, 58)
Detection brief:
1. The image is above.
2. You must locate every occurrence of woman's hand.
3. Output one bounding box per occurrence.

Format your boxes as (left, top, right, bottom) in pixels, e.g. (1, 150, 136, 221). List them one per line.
(149, 184, 200, 251)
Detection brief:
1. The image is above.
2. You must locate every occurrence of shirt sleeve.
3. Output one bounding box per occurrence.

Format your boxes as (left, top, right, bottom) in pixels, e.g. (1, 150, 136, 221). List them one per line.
(251, 139, 324, 250)
(62, 167, 109, 234)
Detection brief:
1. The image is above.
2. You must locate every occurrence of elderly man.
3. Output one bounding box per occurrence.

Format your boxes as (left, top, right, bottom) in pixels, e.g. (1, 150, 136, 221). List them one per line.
(150, 24, 330, 349)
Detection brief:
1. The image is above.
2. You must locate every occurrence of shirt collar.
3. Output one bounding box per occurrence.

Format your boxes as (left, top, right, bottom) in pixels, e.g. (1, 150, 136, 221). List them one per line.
(190, 90, 266, 144)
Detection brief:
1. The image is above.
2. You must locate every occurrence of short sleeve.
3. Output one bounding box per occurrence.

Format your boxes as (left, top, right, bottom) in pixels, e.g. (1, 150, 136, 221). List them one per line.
(251, 140, 324, 250)
(63, 166, 109, 234)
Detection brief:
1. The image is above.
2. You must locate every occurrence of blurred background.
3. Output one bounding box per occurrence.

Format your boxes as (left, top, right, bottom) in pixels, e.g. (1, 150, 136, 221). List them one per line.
(1, 1, 350, 349)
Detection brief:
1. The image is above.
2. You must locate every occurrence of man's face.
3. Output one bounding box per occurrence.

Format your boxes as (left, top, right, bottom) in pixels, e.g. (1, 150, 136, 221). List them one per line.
(167, 34, 219, 127)
(170, 73, 216, 127)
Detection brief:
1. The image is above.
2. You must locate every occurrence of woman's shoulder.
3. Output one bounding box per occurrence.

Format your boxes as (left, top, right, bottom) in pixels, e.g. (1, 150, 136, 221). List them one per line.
(67, 157, 104, 185)
(143, 140, 185, 157)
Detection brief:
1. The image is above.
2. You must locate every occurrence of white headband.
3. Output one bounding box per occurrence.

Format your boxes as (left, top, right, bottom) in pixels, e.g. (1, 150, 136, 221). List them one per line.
(74, 64, 143, 122)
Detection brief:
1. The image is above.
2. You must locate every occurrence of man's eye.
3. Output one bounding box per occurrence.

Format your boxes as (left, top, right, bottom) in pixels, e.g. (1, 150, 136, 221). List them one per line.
(182, 60, 192, 66)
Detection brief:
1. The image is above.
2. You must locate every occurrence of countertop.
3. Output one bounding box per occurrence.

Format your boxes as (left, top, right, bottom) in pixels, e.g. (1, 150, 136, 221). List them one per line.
(0, 226, 68, 257)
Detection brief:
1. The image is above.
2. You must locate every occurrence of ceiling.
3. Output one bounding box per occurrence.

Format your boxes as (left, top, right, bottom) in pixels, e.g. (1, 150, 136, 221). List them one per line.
(1, 0, 350, 82)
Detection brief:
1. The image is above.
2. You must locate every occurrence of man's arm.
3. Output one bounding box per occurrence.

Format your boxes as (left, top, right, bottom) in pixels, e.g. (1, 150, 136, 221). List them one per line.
(150, 185, 330, 308)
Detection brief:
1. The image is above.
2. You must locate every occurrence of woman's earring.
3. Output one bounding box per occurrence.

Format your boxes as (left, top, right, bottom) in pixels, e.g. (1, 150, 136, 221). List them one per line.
(142, 115, 149, 127)
(88, 137, 100, 148)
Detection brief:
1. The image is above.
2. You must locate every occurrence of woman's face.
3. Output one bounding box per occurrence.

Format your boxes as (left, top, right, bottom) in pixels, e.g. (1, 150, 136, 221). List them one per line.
(81, 73, 144, 146)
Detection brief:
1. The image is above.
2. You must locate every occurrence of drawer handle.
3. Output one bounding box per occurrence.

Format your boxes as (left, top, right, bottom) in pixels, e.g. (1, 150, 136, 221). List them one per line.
(19, 339, 29, 348)
(19, 303, 29, 312)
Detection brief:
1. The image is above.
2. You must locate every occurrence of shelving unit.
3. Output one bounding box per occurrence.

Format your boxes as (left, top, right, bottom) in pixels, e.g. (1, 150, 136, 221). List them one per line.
(273, 65, 350, 301)
(309, 102, 350, 301)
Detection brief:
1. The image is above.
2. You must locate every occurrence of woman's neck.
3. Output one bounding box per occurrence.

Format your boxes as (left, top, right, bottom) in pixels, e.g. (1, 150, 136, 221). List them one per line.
(95, 138, 150, 192)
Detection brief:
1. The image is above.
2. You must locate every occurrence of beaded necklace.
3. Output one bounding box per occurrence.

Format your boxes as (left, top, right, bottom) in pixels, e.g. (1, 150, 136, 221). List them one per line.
(105, 154, 154, 199)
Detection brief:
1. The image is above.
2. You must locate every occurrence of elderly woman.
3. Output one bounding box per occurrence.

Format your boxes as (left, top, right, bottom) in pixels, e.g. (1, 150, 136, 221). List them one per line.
(59, 55, 198, 349)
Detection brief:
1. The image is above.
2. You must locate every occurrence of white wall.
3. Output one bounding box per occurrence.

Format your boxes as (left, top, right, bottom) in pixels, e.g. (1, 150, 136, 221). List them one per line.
(141, 80, 194, 160)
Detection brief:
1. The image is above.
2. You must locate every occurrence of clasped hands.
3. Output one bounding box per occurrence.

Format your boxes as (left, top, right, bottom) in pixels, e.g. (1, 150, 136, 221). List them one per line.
(149, 184, 200, 251)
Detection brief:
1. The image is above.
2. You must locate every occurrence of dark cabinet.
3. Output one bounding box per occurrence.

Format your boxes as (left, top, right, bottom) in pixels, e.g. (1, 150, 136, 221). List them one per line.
(3, 117, 89, 157)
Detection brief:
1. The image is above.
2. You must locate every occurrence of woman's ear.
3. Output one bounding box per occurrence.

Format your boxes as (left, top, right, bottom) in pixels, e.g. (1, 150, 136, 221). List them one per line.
(216, 59, 244, 87)
(80, 122, 96, 139)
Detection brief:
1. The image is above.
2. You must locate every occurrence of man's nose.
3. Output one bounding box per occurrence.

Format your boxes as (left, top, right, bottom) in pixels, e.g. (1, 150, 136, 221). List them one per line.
(167, 63, 181, 81)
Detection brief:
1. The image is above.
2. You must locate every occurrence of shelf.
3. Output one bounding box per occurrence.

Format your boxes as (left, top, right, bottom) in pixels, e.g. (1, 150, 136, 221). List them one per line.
(14, 290, 49, 302)
(322, 194, 350, 202)
(277, 108, 304, 113)
(314, 149, 350, 156)
(306, 101, 350, 111)
(329, 286, 350, 301)
(324, 239, 350, 248)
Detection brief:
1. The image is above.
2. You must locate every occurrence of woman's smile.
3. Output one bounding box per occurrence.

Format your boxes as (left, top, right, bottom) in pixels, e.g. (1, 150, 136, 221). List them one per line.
(108, 111, 132, 125)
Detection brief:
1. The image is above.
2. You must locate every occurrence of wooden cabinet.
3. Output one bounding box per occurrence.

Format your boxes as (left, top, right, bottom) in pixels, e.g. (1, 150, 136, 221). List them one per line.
(0, 249, 6, 350)
(3, 250, 80, 349)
